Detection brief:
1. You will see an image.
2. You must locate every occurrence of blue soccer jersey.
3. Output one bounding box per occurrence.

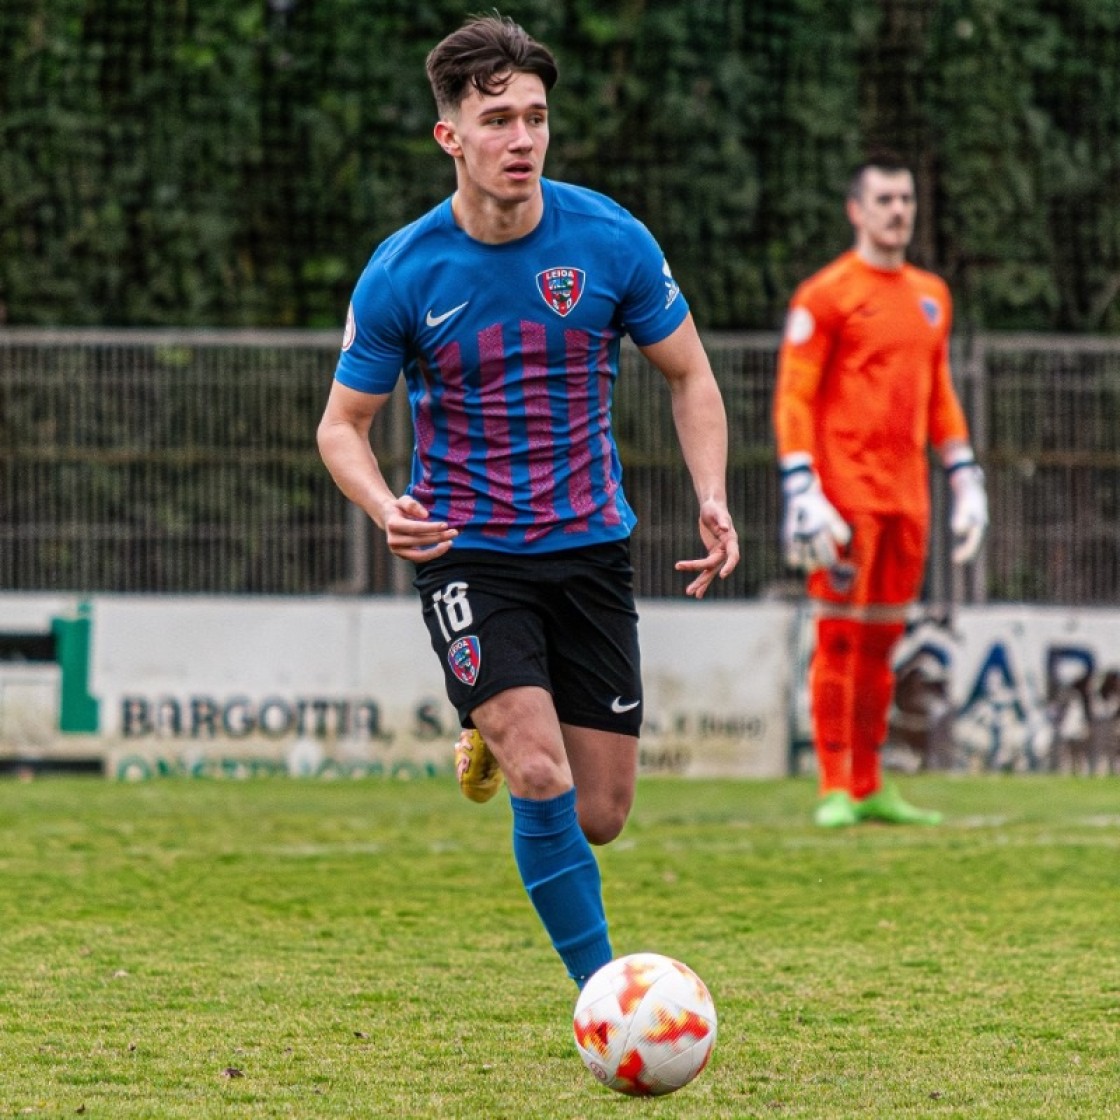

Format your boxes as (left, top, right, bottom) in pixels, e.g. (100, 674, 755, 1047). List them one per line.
(334, 179, 689, 554)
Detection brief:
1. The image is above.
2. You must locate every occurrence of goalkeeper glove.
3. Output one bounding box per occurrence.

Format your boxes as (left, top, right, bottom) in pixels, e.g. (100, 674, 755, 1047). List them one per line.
(944, 449, 988, 564)
(780, 456, 852, 572)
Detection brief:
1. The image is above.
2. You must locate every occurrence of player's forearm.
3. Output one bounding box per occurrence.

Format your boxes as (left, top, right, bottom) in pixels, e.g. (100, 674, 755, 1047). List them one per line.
(669, 374, 730, 506)
(316, 421, 398, 530)
(772, 381, 818, 462)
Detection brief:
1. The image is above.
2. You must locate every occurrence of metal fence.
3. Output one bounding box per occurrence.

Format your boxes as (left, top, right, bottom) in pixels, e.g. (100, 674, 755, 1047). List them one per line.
(0, 329, 1116, 604)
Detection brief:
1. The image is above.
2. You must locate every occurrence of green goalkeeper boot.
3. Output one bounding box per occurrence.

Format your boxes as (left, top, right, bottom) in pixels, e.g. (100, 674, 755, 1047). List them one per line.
(813, 790, 859, 828)
(855, 783, 942, 826)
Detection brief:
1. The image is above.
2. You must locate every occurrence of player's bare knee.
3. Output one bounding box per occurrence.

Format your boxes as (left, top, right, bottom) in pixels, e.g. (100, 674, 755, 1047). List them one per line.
(579, 802, 628, 845)
(504, 750, 570, 800)
(580, 818, 617, 846)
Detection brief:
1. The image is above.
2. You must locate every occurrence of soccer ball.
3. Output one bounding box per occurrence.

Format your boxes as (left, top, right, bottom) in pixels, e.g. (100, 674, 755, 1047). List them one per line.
(572, 952, 717, 1096)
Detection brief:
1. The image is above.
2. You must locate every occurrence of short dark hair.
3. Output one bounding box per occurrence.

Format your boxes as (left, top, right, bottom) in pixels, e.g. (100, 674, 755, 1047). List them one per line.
(847, 150, 913, 200)
(425, 13, 559, 118)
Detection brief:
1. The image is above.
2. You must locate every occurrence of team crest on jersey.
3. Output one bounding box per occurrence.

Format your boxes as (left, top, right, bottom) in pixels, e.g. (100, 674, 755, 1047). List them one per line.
(920, 296, 942, 326)
(448, 635, 481, 686)
(536, 267, 586, 317)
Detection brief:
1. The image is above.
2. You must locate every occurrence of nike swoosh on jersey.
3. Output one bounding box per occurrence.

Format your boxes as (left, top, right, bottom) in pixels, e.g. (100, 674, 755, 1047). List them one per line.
(425, 301, 470, 327)
(610, 696, 641, 714)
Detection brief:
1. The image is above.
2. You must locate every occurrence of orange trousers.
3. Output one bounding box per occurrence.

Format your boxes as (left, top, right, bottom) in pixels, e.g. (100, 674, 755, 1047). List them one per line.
(806, 510, 928, 799)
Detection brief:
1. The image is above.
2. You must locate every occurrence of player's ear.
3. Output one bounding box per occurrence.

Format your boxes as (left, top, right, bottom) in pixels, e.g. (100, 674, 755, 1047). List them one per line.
(434, 120, 461, 158)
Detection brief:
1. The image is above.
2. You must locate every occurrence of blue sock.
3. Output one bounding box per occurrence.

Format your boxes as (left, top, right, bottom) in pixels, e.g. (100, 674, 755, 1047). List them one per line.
(510, 788, 613, 986)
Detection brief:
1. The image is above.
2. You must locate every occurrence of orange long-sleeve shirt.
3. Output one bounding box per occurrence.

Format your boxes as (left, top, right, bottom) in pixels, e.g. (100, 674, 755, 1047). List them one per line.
(774, 250, 969, 517)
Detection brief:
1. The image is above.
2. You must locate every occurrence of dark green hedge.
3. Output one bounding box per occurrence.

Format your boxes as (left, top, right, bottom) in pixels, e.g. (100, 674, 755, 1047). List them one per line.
(1, 0, 1118, 331)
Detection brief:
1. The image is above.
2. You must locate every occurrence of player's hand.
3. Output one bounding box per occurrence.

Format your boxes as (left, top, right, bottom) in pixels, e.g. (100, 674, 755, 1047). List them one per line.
(781, 466, 851, 572)
(674, 499, 739, 599)
(381, 495, 458, 562)
(948, 462, 988, 564)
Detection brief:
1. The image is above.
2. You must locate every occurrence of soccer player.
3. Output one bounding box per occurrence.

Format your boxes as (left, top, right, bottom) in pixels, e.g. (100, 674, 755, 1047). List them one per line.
(773, 152, 988, 828)
(317, 14, 739, 986)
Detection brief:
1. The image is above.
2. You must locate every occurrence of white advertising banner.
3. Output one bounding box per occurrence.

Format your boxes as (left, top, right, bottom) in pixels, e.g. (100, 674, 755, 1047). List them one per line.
(82, 596, 796, 780)
(5, 594, 1117, 779)
(92, 596, 459, 779)
(637, 601, 793, 777)
(0, 595, 73, 755)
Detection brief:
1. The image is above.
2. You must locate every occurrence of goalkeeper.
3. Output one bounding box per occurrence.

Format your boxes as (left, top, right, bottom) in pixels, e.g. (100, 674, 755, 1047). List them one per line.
(773, 152, 988, 828)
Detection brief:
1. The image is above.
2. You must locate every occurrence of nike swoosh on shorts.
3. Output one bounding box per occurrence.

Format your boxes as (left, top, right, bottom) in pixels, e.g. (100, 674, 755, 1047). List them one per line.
(611, 696, 640, 714)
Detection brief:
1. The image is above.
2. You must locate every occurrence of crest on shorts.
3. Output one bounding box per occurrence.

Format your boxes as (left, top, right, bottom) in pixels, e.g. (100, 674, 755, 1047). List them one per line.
(536, 267, 585, 317)
(919, 296, 942, 326)
(448, 635, 481, 687)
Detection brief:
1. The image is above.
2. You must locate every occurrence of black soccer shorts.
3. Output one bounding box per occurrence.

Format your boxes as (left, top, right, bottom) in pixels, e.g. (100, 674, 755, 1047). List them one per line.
(412, 539, 643, 736)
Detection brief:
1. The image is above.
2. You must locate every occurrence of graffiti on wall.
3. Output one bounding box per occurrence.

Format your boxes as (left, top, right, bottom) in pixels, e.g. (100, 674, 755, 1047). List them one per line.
(887, 611, 1120, 774)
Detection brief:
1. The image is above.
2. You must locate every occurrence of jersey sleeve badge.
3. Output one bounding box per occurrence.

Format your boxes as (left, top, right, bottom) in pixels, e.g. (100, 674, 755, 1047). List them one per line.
(662, 258, 681, 309)
(342, 302, 356, 351)
(785, 305, 815, 345)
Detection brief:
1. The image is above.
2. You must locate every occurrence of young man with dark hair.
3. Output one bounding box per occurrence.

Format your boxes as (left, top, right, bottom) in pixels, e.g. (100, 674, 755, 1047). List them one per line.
(318, 14, 739, 986)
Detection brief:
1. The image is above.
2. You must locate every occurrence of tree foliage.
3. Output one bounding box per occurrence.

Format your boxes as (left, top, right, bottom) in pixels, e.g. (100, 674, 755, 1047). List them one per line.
(0, 0, 1118, 331)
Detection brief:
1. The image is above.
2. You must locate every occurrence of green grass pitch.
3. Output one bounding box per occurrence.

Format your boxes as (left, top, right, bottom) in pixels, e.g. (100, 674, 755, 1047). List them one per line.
(1, 773, 1117, 1118)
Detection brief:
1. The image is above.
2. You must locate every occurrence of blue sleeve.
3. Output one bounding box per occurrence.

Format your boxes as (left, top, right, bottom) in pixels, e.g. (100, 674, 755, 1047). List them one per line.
(617, 215, 690, 348)
(333, 257, 409, 395)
